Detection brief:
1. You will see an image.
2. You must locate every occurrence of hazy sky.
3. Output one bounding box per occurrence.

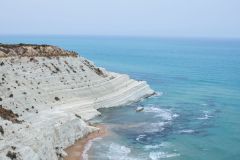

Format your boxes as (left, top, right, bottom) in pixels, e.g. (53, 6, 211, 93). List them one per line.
(0, 0, 240, 38)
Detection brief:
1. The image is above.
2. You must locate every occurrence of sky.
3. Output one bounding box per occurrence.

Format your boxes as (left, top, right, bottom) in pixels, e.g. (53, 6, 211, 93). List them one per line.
(0, 0, 240, 38)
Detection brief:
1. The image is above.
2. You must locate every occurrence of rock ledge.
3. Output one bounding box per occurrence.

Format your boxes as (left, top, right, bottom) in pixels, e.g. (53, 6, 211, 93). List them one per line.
(0, 44, 154, 160)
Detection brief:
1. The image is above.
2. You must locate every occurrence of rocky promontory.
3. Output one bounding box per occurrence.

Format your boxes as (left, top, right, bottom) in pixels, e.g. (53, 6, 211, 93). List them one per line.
(0, 44, 154, 160)
(0, 44, 77, 57)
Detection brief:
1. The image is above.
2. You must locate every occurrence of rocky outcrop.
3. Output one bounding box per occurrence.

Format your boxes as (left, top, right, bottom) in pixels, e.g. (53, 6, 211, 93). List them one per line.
(0, 44, 154, 160)
(0, 44, 77, 58)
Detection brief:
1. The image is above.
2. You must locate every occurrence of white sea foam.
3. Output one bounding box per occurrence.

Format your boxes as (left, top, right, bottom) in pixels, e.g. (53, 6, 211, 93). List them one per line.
(136, 134, 147, 141)
(107, 143, 138, 160)
(144, 142, 171, 150)
(141, 106, 179, 133)
(151, 91, 163, 98)
(82, 137, 102, 160)
(144, 106, 178, 121)
(197, 110, 213, 120)
(149, 151, 180, 160)
(179, 129, 195, 134)
(144, 122, 167, 133)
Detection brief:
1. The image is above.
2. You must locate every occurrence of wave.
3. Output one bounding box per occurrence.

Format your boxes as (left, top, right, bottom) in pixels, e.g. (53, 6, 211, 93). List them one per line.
(82, 137, 102, 160)
(151, 91, 163, 98)
(107, 143, 139, 160)
(143, 122, 168, 133)
(144, 106, 178, 121)
(197, 110, 213, 120)
(144, 142, 171, 150)
(136, 134, 147, 141)
(149, 151, 180, 160)
(136, 106, 179, 134)
(179, 129, 195, 134)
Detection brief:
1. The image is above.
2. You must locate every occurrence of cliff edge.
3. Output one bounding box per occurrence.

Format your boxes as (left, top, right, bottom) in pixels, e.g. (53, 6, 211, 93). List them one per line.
(0, 44, 77, 57)
(0, 44, 154, 160)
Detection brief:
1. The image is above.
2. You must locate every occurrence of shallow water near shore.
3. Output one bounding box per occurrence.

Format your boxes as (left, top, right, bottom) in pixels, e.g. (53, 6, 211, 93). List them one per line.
(1, 36, 240, 160)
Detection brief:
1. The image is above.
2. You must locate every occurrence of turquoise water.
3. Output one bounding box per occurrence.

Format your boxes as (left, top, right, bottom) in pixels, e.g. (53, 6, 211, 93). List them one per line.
(1, 36, 240, 160)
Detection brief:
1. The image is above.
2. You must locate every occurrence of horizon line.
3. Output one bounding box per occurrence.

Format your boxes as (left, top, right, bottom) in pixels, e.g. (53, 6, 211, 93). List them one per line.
(0, 34, 240, 41)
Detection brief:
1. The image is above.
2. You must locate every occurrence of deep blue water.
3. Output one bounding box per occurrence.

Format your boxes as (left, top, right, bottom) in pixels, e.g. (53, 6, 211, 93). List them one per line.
(1, 36, 240, 160)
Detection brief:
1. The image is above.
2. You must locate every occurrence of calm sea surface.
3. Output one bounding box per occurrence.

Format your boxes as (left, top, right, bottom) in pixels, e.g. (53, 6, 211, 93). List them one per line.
(1, 36, 240, 160)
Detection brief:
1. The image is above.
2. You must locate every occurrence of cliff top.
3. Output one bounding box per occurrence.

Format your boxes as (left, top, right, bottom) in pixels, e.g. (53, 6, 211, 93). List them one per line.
(0, 43, 78, 58)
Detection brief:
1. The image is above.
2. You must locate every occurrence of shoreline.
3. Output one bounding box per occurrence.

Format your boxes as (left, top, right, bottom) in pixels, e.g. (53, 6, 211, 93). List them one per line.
(0, 44, 154, 159)
(64, 125, 108, 160)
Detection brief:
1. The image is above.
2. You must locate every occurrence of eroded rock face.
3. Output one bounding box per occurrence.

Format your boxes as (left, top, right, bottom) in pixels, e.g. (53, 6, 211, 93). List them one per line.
(0, 44, 154, 160)
(0, 44, 77, 58)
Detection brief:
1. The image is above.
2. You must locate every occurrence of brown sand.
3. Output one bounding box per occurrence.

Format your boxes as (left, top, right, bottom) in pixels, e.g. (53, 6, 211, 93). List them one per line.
(64, 125, 108, 160)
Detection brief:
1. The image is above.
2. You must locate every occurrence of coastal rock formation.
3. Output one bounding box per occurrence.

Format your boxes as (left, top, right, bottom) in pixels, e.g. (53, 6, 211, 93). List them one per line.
(0, 44, 154, 160)
(0, 44, 77, 58)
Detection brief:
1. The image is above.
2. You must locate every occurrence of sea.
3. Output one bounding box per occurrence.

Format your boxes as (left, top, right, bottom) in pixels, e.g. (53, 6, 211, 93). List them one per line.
(1, 36, 240, 160)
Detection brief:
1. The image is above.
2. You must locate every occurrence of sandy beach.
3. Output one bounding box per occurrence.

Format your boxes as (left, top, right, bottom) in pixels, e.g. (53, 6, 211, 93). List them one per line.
(64, 125, 108, 160)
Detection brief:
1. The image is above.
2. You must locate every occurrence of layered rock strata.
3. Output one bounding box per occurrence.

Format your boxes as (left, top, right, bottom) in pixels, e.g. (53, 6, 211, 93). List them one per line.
(0, 44, 154, 160)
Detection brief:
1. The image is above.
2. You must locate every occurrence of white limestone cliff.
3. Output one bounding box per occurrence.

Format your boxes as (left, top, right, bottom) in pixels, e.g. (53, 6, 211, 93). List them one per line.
(0, 44, 154, 160)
